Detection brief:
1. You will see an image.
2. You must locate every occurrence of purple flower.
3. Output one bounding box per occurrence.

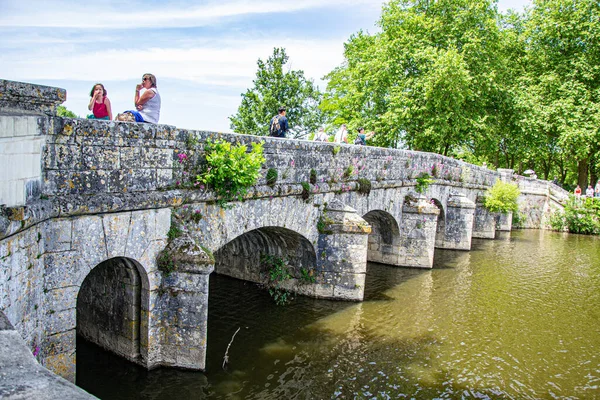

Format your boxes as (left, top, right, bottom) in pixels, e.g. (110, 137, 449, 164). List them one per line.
(176, 181, 181, 186)
(177, 153, 188, 163)
(32, 346, 40, 357)
(290, 160, 295, 167)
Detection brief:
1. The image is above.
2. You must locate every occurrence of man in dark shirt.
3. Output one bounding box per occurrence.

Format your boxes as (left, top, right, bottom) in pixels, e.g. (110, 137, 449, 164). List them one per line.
(270, 106, 289, 138)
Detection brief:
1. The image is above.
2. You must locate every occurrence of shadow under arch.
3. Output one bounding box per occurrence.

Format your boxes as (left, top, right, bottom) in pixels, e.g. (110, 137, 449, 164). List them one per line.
(214, 226, 317, 286)
(362, 209, 400, 265)
(76, 257, 150, 369)
(431, 198, 445, 247)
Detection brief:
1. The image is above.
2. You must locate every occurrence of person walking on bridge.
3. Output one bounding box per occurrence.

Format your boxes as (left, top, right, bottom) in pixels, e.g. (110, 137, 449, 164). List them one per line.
(269, 106, 288, 138)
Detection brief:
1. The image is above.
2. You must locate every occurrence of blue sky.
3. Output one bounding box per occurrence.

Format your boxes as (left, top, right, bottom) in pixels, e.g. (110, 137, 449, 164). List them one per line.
(0, 0, 530, 132)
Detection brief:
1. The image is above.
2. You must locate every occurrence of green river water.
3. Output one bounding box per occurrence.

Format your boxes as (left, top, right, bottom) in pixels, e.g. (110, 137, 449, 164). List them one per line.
(77, 230, 600, 399)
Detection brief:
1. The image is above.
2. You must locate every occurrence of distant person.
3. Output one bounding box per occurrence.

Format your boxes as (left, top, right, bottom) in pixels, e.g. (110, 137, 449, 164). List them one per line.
(354, 127, 375, 145)
(313, 127, 328, 142)
(87, 83, 112, 120)
(595, 180, 600, 198)
(334, 124, 348, 144)
(586, 185, 594, 198)
(116, 73, 161, 123)
(269, 106, 288, 138)
(574, 185, 582, 198)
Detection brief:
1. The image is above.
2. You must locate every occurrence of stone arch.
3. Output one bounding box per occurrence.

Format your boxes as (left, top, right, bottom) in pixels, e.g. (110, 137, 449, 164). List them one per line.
(362, 210, 401, 265)
(431, 198, 446, 247)
(76, 257, 150, 367)
(214, 226, 317, 285)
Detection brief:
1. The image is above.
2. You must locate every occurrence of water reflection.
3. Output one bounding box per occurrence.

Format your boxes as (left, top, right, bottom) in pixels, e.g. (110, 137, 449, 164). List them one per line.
(77, 230, 600, 399)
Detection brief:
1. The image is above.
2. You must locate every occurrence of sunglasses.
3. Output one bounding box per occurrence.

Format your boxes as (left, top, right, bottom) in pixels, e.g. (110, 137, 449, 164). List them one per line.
(142, 77, 150, 82)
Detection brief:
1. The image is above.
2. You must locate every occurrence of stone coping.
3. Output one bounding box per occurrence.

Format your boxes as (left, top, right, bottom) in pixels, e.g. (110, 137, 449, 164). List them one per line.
(0, 312, 96, 399)
(0, 79, 66, 116)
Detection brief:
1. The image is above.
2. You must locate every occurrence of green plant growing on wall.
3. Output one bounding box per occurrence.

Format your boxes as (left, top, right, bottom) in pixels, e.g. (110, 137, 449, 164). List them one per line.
(197, 139, 265, 207)
(415, 172, 434, 194)
(301, 181, 311, 201)
(343, 165, 354, 179)
(310, 169, 317, 184)
(317, 213, 334, 234)
(186, 133, 199, 148)
(156, 250, 176, 276)
(190, 210, 203, 223)
(261, 254, 292, 305)
(512, 211, 527, 228)
(299, 268, 316, 284)
(357, 178, 371, 195)
(332, 146, 341, 156)
(167, 223, 182, 240)
(483, 180, 520, 213)
(266, 168, 278, 187)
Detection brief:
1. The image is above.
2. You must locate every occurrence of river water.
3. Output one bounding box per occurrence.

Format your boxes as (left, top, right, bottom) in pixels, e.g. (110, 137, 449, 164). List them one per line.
(77, 230, 600, 399)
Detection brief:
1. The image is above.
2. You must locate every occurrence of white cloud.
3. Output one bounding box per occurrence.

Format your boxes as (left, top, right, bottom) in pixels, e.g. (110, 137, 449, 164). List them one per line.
(0, 37, 345, 89)
(0, 0, 379, 29)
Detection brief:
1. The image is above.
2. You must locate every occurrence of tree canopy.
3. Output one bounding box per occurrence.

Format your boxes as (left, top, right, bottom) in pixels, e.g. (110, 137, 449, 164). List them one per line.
(320, 0, 600, 187)
(229, 48, 323, 139)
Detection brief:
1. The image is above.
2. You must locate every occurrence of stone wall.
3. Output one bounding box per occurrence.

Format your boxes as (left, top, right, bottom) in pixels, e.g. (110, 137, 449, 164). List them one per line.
(514, 175, 568, 229)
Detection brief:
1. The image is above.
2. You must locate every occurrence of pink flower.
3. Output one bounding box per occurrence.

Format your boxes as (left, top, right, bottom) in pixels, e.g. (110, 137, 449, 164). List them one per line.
(290, 160, 295, 167)
(32, 346, 40, 357)
(177, 153, 188, 163)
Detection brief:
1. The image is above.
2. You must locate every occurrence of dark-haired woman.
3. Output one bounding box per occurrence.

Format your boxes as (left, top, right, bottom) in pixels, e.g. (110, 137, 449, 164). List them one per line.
(87, 83, 112, 120)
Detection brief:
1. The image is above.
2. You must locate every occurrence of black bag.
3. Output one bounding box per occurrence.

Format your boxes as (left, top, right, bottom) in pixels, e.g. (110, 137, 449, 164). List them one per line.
(269, 115, 281, 137)
(354, 135, 366, 145)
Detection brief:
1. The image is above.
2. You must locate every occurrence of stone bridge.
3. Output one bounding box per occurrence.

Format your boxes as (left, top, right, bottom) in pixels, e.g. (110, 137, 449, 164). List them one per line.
(0, 79, 568, 386)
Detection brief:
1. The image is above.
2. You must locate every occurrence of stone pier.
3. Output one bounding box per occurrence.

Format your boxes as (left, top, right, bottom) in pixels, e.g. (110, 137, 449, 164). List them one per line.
(435, 192, 476, 250)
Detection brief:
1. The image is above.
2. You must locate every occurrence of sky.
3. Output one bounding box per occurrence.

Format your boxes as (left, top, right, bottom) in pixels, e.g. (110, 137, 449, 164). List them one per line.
(0, 0, 530, 132)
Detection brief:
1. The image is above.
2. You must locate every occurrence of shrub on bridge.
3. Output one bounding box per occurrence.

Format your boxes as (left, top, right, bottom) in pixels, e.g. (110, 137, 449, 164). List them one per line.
(483, 180, 520, 213)
(197, 139, 265, 206)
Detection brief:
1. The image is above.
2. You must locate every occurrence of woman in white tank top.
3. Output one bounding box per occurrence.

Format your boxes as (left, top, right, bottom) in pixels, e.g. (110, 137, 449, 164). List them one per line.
(134, 73, 161, 124)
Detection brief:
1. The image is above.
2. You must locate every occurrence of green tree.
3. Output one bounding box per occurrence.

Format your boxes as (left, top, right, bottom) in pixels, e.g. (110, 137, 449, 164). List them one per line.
(229, 48, 323, 139)
(56, 105, 78, 118)
(323, 0, 507, 154)
(520, 0, 600, 187)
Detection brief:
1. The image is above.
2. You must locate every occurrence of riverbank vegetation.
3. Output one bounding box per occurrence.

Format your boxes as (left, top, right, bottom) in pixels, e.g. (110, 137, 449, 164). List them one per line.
(549, 197, 600, 235)
(231, 0, 600, 190)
